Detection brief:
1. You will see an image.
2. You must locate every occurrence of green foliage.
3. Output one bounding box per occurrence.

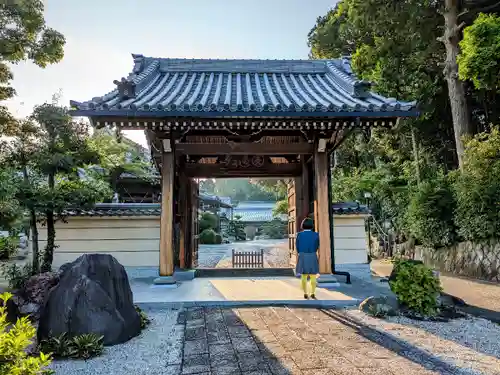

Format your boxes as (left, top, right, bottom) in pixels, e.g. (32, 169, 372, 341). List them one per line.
(261, 219, 288, 239)
(0, 236, 18, 260)
(199, 212, 218, 232)
(39, 332, 104, 360)
(0, 263, 33, 290)
(134, 305, 151, 330)
(212, 178, 279, 201)
(389, 260, 442, 317)
(452, 127, 500, 240)
(406, 174, 457, 247)
(459, 13, 500, 91)
(0, 0, 65, 136)
(199, 229, 219, 244)
(0, 292, 54, 375)
(228, 215, 246, 241)
(272, 199, 288, 216)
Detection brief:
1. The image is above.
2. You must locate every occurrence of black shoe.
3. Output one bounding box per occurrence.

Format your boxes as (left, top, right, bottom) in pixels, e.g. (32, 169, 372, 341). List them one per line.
(304, 294, 309, 299)
(310, 294, 317, 299)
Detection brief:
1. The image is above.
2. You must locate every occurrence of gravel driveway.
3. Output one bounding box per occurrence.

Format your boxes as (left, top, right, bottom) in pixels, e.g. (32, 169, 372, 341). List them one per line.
(49, 306, 500, 375)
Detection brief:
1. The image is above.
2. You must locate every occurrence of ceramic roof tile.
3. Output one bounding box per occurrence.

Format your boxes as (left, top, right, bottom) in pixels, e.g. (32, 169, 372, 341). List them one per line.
(70, 55, 417, 116)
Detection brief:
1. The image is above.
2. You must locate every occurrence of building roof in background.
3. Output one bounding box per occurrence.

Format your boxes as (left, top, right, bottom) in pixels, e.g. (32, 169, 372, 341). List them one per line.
(70, 54, 417, 118)
(60, 201, 369, 218)
(199, 194, 234, 208)
(332, 202, 370, 215)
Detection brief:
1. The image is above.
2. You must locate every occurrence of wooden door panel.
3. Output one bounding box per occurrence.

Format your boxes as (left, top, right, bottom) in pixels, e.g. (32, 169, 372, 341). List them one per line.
(287, 179, 297, 267)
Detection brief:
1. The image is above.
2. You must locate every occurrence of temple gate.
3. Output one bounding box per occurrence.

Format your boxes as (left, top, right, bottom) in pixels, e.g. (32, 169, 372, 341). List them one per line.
(70, 55, 418, 284)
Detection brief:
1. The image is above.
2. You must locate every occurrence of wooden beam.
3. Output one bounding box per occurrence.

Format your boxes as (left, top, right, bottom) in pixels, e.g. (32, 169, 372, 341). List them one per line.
(159, 151, 175, 276)
(184, 163, 302, 178)
(175, 142, 313, 155)
(314, 149, 332, 274)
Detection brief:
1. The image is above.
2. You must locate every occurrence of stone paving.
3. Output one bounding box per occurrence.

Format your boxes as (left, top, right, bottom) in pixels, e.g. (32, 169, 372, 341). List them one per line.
(171, 306, 465, 375)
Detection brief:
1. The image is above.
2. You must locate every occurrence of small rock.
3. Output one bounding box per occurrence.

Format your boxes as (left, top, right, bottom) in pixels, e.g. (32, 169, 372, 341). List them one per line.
(0, 295, 20, 324)
(359, 296, 400, 317)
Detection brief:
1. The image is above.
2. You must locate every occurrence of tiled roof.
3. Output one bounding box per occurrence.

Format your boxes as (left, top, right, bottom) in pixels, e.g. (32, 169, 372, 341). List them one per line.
(233, 210, 275, 223)
(332, 202, 370, 215)
(62, 203, 161, 217)
(70, 54, 417, 117)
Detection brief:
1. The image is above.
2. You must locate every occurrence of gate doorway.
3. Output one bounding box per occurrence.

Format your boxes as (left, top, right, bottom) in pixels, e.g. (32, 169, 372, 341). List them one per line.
(192, 177, 298, 272)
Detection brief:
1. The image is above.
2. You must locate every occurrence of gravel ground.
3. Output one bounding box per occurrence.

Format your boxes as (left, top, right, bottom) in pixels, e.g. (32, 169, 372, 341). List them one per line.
(346, 309, 500, 375)
(48, 309, 185, 375)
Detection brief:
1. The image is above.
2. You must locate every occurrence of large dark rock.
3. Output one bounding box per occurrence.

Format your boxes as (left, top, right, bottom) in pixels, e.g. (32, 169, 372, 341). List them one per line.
(38, 254, 141, 345)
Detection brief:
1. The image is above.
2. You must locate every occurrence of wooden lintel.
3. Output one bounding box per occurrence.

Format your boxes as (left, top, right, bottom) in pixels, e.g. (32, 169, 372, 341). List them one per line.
(175, 142, 313, 156)
(183, 163, 302, 178)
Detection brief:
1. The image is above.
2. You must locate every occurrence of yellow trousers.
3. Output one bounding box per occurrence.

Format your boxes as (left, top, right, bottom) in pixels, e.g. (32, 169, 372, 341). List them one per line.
(300, 274, 317, 295)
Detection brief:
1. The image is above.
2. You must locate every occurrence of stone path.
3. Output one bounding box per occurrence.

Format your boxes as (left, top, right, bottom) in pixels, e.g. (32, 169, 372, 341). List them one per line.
(173, 307, 466, 375)
(371, 259, 500, 316)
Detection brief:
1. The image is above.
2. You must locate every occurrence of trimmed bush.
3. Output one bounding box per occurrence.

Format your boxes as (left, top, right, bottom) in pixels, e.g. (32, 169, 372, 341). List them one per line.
(199, 212, 218, 232)
(389, 259, 442, 317)
(199, 229, 218, 244)
(261, 219, 288, 239)
(0, 292, 54, 375)
(135, 305, 151, 330)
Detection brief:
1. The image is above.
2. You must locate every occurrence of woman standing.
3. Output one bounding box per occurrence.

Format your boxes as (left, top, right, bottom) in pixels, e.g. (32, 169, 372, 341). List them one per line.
(295, 217, 319, 299)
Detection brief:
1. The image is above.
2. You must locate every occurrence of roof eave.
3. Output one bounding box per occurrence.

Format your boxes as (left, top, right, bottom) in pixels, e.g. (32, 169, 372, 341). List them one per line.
(69, 109, 420, 119)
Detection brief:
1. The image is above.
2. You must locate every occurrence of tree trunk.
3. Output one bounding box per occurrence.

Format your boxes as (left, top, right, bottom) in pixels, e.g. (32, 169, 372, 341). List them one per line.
(41, 172, 55, 272)
(440, 0, 473, 169)
(22, 165, 40, 274)
(410, 124, 421, 185)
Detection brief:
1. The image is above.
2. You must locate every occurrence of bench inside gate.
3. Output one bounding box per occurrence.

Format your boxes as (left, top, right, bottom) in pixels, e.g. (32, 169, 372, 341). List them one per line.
(231, 249, 264, 268)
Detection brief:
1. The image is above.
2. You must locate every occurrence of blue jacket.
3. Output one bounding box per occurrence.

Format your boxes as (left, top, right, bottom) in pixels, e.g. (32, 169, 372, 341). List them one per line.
(296, 230, 319, 254)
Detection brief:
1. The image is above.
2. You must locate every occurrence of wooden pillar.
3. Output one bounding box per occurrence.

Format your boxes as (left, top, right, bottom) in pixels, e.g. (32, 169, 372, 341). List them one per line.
(190, 180, 199, 268)
(314, 149, 332, 274)
(159, 150, 175, 277)
(178, 174, 188, 269)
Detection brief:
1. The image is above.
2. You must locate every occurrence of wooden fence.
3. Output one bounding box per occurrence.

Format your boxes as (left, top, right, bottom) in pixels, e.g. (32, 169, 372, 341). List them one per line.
(232, 249, 264, 268)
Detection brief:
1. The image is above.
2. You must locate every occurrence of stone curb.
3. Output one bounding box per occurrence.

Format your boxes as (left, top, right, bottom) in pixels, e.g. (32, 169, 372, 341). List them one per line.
(135, 299, 361, 310)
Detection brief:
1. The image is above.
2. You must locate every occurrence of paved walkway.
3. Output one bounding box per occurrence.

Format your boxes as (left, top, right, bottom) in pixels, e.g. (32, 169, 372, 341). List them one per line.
(171, 306, 474, 375)
(371, 259, 500, 316)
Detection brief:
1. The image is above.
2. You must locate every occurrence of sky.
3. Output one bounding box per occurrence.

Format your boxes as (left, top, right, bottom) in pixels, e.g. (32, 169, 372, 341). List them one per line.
(6, 0, 336, 147)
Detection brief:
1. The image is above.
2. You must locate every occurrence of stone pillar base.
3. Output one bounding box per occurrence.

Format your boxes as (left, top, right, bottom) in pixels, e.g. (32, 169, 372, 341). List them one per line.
(153, 276, 177, 287)
(317, 274, 340, 288)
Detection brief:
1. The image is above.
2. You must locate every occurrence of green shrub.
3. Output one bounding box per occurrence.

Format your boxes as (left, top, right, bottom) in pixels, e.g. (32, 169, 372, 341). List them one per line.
(0, 236, 18, 260)
(199, 229, 218, 244)
(452, 127, 500, 241)
(67, 334, 104, 359)
(0, 292, 54, 375)
(199, 212, 218, 232)
(389, 260, 442, 317)
(261, 219, 288, 239)
(214, 233, 222, 244)
(135, 305, 151, 330)
(228, 215, 246, 241)
(39, 332, 104, 360)
(1, 263, 33, 290)
(406, 174, 456, 247)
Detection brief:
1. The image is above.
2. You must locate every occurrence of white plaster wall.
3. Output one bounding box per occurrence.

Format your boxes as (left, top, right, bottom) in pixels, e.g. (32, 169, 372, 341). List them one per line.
(37, 217, 160, 268)
(333, 215, 368, 264)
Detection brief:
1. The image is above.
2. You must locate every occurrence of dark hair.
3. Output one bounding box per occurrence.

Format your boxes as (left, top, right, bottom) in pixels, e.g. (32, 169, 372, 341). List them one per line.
(301, 217, 314, 230)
